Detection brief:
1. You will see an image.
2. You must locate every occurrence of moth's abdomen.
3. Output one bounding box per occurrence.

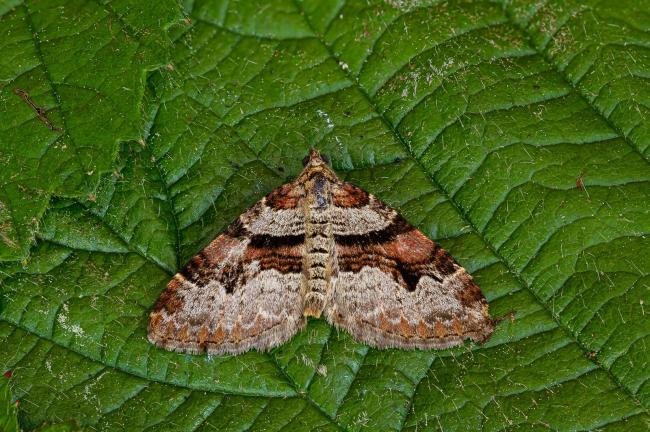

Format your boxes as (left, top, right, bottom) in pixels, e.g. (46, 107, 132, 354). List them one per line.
(303, 174, 336, 317)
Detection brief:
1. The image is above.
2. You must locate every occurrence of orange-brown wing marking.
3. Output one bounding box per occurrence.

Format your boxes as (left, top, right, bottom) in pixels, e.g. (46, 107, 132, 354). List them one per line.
(325, 187, 493, 350)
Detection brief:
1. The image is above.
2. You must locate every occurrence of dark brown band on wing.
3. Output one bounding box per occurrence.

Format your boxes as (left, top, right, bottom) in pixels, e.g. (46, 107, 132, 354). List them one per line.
(178, 231, 304, 292)
(337, 250, 445, 291)
(337, 230, 459, 291)
(177, 233, 249, 289)
(248, 233, 305, 248)
(243, 247, 303, 274)
(337, 252, 437, 291)
(258, 256, 303, 273)
(226, 218, 247, 237)
(179, 251, 215, 287)
(227, 216, 305, 248)
(334, 215, 412, 245)
(217, 261, 244, 293)
(397, 261, 442, 290)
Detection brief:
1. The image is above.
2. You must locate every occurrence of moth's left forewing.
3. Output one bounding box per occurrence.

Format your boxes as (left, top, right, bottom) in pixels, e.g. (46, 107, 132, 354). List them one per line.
(325, 181, 494, 350)
(148, 180, 308, 355)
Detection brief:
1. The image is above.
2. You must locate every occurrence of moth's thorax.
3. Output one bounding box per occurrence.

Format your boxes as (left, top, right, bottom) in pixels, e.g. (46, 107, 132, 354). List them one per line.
(302, 173, 336, 318)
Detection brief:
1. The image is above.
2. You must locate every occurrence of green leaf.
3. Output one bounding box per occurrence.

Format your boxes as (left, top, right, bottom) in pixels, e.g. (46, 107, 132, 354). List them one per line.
(32, 420, 84, 432)
(504, 0, 650, 158)
(1, 372, 19, 432)
(0, 0, 182, 261)
(1, 0, 649, 430)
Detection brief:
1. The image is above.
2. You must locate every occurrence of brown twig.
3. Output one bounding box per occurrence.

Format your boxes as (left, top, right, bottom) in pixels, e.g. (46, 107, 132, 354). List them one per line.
(13, 88, 61, 131)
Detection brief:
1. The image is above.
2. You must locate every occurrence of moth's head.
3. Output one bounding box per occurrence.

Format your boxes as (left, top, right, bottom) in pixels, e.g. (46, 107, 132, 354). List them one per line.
(302, 148, 330, 168)
(299, 149, 336, 181)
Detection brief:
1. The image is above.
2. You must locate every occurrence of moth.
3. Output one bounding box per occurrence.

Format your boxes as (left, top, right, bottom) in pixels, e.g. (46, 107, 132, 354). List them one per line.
(148, 149, 494, 354)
